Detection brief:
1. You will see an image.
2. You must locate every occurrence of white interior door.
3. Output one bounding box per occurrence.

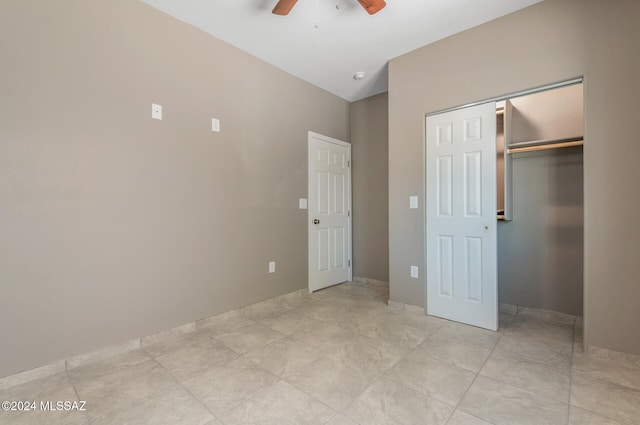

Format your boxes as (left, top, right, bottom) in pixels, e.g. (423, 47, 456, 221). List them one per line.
(426, 102, 498, 331)
(308, 132, 352, 292)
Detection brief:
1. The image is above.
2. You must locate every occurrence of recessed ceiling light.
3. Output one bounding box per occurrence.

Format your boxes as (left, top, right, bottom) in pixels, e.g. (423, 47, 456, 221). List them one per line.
(353, 72, 366, 81)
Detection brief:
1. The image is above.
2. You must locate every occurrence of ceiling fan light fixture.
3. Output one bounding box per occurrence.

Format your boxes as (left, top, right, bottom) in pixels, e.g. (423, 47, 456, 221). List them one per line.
(272, 0, 385, 16)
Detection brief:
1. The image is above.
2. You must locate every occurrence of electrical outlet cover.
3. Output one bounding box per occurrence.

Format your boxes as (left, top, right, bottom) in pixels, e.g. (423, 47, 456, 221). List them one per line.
(152, 103, 162, 120)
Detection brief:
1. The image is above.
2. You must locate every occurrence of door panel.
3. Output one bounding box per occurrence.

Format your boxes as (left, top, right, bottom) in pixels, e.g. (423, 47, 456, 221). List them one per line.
(426, 102, 498, 331)
(309, 132, 351, 292)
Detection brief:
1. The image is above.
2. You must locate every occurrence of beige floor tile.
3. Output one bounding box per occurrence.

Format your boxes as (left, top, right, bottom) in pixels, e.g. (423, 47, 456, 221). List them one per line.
(196, 313, 257, 336)
(330, 309, 390, 334)
(572, 355, 640, 390)
(220, 380, 335, 425)
(340, 283, 388, 300)
(66, 348, 151, 381)
(214, 324, 286, 355)
(244, 337, 325, 377)
(570, 371, 640, 425)
(387, 311, 448, 336)
(290, 321, 357, 352)
(0, 373, 87, 425)
(480, 348, 571, 402)
(181, 357, 278, 416)
(71, 359, 179, 421)
(91, 386, 213, 425)
(141, 329, 216, 358)
(347, 302, 397, 322)
(360, 320, 429, 352)
(344, 376, 454, 425)
(516, 307, 576, 325)
(447, 410, 494, 425)
(459, 375, 569, 425)
(285, 354, 378, 410)
(494, 332, 572, 370)
(299, 300, 354, 323)
(324, 414, 360, 425)
(240, 300, 294, 322)
(0, 408, 88, 425)
(386, 350, 476, 406)
(309, 285, 344, 300)
(259, 309, 317, 335)
(7, 283, 639, 425)
(154, 338, 239, 382)
(418, 322, 500, 373)
(332, 334, 405, 375)
(507, 316, 574, 348)
(569, 405, 624, 425)
(321, 293, 372, 308)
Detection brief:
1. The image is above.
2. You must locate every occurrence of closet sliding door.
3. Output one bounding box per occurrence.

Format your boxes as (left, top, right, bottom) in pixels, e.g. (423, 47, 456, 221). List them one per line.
(426, 102, 498, 331)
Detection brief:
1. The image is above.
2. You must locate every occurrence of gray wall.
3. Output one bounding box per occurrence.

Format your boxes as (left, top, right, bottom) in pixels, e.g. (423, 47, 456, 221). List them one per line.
(389, 0, 640, 354)
(350, 93, 389, 282)
(499, 85, 584, 316)
(0, 0, 349, 377)
(498, 148, 584, 315)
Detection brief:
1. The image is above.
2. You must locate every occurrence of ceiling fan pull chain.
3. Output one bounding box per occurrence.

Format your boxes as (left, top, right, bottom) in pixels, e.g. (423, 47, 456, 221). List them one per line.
(314, 0, 320, 28)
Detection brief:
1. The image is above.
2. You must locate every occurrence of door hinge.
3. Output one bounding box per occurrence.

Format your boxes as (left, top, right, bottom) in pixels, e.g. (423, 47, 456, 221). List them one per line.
(347, 160, 350, 167)
(348, 260, 351, 267)
(348, 210, 350, 217)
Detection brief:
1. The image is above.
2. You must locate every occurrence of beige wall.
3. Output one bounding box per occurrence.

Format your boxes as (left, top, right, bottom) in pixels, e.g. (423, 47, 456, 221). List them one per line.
(0, 0, 349, 377)
(350, 93, 389, 282)
(389, 0, 640, 353)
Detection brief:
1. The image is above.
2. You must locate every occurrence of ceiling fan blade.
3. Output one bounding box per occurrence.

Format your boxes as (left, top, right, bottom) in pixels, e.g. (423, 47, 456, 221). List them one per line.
(357, 0, 386, 15)
(272, 0, 299, 15)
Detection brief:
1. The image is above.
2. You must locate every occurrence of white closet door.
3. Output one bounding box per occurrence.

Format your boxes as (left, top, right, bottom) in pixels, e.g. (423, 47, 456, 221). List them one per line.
(426, 102, 498, 331)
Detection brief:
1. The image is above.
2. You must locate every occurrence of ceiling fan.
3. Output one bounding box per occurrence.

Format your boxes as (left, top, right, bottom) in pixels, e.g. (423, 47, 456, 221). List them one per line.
(272, 0, 387, 16)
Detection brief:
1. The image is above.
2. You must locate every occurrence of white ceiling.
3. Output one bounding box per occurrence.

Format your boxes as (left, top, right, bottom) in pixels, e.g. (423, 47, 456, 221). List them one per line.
(140, 0, 541, 102)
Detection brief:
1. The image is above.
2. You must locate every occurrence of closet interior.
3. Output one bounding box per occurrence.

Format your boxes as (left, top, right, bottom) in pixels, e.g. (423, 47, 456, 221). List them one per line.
(496, 83, 584, 316)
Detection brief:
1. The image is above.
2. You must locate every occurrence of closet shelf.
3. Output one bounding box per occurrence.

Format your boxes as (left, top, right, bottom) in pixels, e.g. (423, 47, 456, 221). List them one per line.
(508, 136, 583, 154)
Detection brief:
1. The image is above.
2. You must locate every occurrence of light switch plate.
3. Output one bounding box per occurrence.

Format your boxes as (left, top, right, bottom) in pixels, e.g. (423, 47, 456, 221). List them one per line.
(409, 196, 419, 209)
(410, 266, 419, 278)
(211, 118, 220, 132)
(152, 103, 162, 120)
(299, 198, 308, 209)
(268, 261, 276, 273)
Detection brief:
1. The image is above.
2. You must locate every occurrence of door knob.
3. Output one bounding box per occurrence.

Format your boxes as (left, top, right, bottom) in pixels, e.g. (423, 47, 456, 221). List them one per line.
(313, 219, 320, 225)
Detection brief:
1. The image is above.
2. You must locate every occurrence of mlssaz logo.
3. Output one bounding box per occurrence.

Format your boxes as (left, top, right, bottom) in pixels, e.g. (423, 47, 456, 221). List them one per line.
(40, 401, 87, 411)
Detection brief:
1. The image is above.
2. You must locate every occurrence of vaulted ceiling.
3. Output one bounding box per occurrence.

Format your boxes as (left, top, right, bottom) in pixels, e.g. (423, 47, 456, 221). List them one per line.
(140, 0, 542, 101)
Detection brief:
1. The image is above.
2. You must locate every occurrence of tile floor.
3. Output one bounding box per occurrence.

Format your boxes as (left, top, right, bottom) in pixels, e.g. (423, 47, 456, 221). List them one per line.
(1, 281, 639, 425)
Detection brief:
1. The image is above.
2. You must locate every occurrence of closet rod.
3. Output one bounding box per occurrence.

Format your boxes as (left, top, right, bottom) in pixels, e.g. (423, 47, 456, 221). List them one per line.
(508, 137, 583, 154)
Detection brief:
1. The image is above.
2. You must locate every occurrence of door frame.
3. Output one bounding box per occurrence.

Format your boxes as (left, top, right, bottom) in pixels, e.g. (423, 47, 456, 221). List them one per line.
(423, 77, 585, 331)
(307, 131, 353, 293)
